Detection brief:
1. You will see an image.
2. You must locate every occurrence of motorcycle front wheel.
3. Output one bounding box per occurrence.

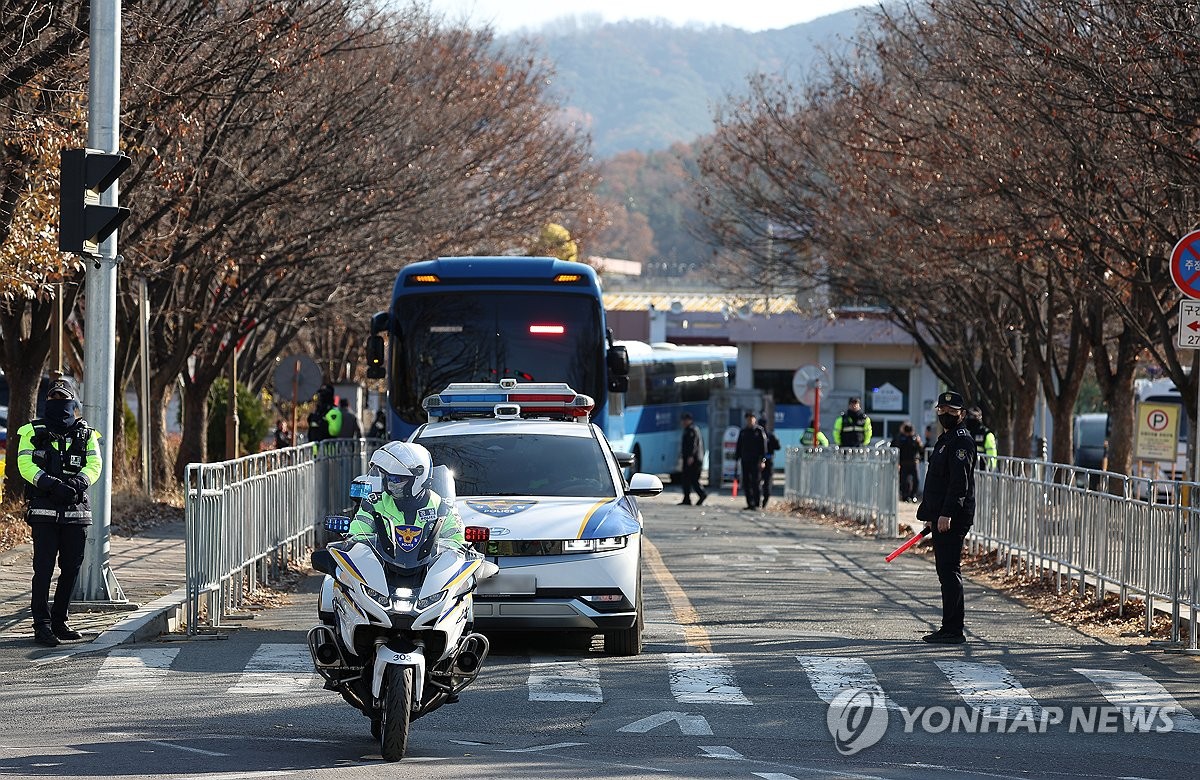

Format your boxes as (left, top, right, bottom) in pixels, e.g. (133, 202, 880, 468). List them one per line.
(380, 666, 414, 761)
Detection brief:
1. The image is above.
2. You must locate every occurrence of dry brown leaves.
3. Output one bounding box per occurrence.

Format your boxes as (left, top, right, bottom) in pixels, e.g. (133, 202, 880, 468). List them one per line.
(0, 505, 31, 552)
(963, 550, 1176, 641)
(110, 489, 185, 538)
(240, 561, 312, 609)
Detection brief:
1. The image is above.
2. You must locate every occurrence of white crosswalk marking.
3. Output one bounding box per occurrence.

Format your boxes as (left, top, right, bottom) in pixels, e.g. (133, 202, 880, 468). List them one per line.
(936, 660, 1043, 720)
(666, 653, 751, 705)
(1074, 668, 1200, 733)
(528, 659, 603, 702)
(228, 643, 316, 695)
(796, 655, 897, 709)
(93, 648, 180, 692)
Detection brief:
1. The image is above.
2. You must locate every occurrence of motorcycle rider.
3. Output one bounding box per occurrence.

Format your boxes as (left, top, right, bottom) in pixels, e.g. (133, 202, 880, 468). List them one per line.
(348, 442, 464, 547)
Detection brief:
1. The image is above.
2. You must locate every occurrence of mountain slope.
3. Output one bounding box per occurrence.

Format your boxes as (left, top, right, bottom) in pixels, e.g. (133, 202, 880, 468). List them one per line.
(512, 10, 865, 157)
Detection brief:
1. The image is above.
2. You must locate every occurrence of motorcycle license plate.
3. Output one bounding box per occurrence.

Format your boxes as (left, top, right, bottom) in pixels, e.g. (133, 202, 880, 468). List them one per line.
(476, 573, 536, 596)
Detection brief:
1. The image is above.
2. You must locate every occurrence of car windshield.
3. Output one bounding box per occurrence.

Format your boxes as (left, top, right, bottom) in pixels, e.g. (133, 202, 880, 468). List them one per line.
(418, 433, 617, 498)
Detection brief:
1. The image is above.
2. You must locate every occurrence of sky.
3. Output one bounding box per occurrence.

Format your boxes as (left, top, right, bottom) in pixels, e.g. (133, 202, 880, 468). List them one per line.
(424, 0, 873, 34)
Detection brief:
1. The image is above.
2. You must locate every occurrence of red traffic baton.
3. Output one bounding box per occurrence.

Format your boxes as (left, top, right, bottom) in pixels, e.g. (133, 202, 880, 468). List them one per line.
(885, 527, 931, 562)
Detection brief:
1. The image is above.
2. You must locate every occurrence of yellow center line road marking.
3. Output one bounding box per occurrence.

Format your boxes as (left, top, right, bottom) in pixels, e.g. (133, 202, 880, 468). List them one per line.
(642, 536, 711, 653)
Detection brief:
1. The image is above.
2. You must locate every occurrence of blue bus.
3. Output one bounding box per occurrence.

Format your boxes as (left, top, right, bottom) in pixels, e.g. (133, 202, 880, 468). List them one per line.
(607, 341, 737, 478)
(366, 256, 629, 440)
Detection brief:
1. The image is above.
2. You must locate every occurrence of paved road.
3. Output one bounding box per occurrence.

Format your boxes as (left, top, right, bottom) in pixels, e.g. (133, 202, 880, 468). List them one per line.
(0, 490, 1197, 779)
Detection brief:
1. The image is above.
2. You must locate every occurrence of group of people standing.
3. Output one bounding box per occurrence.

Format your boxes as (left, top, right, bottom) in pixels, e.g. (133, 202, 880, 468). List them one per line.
(678, 410, 781, 511)
(273, 385, 390, 449)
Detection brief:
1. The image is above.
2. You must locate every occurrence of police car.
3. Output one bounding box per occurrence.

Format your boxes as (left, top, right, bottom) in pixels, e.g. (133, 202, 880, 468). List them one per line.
(411, 379, 662, 656)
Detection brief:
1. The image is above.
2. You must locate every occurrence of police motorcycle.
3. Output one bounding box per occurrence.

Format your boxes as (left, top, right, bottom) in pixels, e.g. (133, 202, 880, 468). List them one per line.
(308, 444, 497, 761)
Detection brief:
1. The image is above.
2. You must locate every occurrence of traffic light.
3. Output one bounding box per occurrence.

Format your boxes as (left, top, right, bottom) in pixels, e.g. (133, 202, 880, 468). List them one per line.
(59, 148, 131, 255)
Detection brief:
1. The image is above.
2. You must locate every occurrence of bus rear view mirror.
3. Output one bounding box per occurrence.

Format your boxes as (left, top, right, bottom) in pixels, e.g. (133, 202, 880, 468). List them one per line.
(608, 375, 629, 393)
(366, 334, 386, 379)
(607, 345, 629, 376)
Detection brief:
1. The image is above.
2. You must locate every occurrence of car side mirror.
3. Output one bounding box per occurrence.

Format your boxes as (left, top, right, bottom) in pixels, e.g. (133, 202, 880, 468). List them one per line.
(627, 473, 664, 497)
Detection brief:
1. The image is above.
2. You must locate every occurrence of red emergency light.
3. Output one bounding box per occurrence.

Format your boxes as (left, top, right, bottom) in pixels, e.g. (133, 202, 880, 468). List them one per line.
(529, 324, 565, 335)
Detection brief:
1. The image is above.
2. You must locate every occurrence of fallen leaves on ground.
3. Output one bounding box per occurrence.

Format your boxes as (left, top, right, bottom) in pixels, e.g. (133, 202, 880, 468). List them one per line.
(240, 561, 313, 609)
(0, 507, 31, 552)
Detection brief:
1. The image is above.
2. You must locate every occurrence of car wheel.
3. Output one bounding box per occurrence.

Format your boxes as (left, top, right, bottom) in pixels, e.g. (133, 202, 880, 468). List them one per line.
(603, 569, 643, 657)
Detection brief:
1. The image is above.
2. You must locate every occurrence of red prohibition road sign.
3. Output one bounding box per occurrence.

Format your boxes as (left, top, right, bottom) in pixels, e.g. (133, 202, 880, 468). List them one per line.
(1170, 229, 1200, 299)
(1147, 408, 1170, 432)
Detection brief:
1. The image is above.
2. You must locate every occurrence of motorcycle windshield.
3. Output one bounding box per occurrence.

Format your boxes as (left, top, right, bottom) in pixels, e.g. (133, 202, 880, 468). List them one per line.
(360, 513, 446, 571)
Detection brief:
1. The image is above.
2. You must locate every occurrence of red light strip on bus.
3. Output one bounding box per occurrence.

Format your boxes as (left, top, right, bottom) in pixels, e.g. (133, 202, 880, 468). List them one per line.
(529, 324, 565, 335)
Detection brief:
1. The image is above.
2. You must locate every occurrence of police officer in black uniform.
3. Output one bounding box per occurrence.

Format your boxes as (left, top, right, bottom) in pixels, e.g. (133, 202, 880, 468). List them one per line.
(15, 377, 103, 647)
(735, 412, 768, 510)
(678, 412, 706, 506)
(916, 390, 976, 644)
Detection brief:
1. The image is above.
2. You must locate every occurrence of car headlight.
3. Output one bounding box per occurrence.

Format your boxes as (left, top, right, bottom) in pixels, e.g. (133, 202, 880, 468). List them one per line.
(416, 590, 446, 611)
(361, 583, 391, 608)
(562, 536, 628, 553)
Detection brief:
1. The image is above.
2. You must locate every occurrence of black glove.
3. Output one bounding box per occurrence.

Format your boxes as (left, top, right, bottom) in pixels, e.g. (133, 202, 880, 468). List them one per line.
(51, 482, 77, 503)
(67, 474, 90, 501)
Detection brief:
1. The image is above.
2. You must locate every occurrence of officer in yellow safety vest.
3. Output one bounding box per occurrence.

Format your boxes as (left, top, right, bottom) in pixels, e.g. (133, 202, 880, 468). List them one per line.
(833, 396, 872, 447)
(15, 377, 103, 647)
(348, 441, 464, 549)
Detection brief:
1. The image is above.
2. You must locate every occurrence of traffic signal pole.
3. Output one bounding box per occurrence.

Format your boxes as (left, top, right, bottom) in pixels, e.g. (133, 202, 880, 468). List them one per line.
(76, 0, 126, 604)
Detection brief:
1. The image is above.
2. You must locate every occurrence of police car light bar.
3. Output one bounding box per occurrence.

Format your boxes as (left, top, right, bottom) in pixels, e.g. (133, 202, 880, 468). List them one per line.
(422, 381, 595, 422)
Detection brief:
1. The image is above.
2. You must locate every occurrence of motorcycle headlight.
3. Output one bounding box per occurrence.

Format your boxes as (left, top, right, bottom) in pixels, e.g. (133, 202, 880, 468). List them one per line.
(361, 583, 391, 608)
(416, 590, 446, 611)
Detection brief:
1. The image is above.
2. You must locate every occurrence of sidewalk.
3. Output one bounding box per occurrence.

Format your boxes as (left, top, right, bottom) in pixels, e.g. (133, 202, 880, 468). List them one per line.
(0, 520, 188, 666)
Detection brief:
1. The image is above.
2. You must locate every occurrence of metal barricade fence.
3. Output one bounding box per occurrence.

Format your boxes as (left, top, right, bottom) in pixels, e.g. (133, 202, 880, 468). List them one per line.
(785, 447, 1200, 651)
(184, 438, 382, 634)
(783, 446, 899, 537)
(975, 456, 1200, 651)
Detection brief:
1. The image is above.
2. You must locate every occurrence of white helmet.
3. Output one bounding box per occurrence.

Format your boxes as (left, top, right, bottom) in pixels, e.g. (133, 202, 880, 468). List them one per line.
(369, 441, 433, 506)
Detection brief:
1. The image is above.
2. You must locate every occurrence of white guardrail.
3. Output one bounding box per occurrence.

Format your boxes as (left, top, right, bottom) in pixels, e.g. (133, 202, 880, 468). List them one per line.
(184, 438, 381, 634)
(785, 448, 1200, 651)
(783, 446, 900, 536)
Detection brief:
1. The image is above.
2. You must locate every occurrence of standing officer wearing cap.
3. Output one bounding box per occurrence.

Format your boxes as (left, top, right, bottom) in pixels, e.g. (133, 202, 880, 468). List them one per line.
(15, 377, 103, 647)
(916, 390, 976, 644)
(833, 396, 872, 447)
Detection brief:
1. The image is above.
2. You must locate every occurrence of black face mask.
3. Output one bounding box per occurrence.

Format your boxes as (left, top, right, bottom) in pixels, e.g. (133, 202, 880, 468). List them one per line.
(44, 399, 78, 430)
(938, 412, 960, 431)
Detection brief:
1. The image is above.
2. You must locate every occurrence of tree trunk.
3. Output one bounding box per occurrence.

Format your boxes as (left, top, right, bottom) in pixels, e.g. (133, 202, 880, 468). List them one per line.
(147, 375, 176, 490)
(0, 298, 54, 502)
(1010, 359, 1039, 459)
(175, 380, 210, 482)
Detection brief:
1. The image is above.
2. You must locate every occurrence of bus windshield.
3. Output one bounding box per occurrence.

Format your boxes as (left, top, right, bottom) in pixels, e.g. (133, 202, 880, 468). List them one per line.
(390, 291, 605, 426)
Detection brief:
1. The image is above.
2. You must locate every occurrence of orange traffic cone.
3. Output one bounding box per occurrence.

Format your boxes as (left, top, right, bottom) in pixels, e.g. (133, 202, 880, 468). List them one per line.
(731, 477, 739, 497)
